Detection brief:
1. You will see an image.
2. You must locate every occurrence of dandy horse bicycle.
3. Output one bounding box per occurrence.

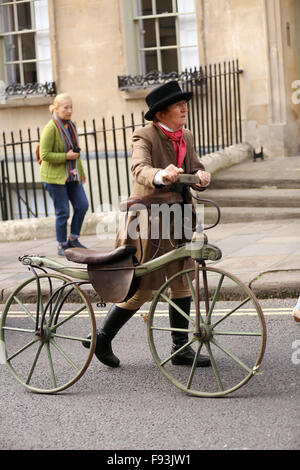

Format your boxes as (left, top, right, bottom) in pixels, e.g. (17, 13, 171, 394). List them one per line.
(0, 175, 266, 397)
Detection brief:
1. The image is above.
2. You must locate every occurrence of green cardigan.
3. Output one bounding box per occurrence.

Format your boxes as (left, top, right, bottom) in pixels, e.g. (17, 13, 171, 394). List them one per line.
(39, 119, 85, 185)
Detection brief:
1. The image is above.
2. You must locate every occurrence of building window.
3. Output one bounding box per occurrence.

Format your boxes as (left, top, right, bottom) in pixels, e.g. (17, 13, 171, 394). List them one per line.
(0, 0, 52, 86)
(134, 0, 199, 74)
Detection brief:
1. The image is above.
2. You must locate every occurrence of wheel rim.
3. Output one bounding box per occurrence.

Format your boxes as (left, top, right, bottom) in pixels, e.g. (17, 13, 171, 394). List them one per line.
(0, 274, 96, 394)
(147, 266, 267, 397)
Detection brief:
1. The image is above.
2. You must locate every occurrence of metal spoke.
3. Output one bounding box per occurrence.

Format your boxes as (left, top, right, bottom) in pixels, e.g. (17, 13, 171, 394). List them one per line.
(6, 337, 39, 362)
(51, 304, 87, 330)
(160, 338, 195, 366)
(2, 326, 35, 334)
(194, 263, 205, 327)
(159, 293, 195, 326)
(207, 274, 224, 324)
(26, 342, 44, 385)
(51, 332, 93, 343)
(210, 337, 252, 373)
(185, 272, 204, 324)
(213, 331, 261, 337)
(185, 272, 196, 303)
(201, 266, 210, 316)
(50, 338, 80, 371)
(211, 297, 251, 329)
(150, 326, 193, 333)
(204, 341, 224, 392)
(186, 342, 203, 390)
(13, 296, 36, 324)
(45, 342, 57, 388)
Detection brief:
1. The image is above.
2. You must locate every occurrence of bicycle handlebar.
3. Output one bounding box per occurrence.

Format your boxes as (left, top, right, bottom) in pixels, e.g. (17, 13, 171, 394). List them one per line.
(177, 173, 208, 192)
(177, 174, 201, 185)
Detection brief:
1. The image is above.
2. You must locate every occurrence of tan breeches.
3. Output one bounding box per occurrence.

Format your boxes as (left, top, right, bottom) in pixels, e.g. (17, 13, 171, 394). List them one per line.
(117, 285, 191, 311)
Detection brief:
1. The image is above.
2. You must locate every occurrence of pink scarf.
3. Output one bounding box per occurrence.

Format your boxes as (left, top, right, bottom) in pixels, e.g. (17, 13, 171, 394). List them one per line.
(156, 123, 187, 169)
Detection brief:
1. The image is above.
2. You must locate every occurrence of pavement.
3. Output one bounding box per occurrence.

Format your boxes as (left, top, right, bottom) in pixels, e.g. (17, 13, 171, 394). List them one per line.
(0, 155, 299, 304)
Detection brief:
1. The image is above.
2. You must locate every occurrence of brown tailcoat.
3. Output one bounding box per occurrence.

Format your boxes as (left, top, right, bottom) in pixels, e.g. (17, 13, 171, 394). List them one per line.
(115, 122, 205, 290)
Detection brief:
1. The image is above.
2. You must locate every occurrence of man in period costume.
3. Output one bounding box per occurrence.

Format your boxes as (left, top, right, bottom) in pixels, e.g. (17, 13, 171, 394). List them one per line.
(85, 81, 212, 368)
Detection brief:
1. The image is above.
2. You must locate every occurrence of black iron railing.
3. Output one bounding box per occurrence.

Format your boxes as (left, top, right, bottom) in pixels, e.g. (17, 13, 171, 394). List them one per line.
(2, 82, 56, 99)
(0, 60, 243, 221)
(0, 116, 144, 220)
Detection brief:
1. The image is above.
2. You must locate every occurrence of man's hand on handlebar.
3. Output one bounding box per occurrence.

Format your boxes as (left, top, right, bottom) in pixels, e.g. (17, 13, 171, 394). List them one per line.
(160, 164, 211, 188)
(160, 164, 184, 184)
(195, 170, 211, 188)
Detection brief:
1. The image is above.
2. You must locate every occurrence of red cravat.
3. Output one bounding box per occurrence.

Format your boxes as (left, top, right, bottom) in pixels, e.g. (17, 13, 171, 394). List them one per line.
(156, 123, 187, 169)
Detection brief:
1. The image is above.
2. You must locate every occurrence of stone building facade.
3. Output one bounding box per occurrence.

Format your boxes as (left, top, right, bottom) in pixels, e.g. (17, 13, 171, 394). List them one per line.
(1, 0, 300, 157)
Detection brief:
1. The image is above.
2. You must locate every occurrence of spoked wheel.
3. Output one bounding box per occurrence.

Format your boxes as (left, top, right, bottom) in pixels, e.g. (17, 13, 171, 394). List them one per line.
(147, 264, 267, 397)
(0, 273, 96, 394)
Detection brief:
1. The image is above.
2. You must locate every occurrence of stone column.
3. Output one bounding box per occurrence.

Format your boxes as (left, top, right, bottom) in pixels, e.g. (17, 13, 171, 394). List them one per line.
(261, 0, 300, 156)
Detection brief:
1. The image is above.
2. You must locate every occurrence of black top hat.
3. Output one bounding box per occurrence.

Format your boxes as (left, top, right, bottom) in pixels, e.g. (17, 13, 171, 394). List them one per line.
(144, 80, 193, 121)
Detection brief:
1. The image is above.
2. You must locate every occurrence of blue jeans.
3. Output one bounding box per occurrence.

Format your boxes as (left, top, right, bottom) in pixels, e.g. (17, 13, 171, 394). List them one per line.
(43, 182, 89, 244)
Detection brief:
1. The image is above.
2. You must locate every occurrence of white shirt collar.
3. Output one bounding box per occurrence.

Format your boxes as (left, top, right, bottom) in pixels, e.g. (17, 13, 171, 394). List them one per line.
(157, 122, 174, 132)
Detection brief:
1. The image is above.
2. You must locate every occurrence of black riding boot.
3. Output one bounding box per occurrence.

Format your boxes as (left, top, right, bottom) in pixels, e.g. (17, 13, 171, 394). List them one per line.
(169, 297, 211, 367)
(83, 304, 136, 367)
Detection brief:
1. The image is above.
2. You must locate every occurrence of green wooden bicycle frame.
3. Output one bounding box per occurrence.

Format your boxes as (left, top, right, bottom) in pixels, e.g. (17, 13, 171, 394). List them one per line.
(18, 242, 221, 340)
(19, 242, 222, 287)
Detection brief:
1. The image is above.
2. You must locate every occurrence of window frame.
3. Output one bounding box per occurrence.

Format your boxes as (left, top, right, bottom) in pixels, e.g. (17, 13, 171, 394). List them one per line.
(0, 0, 52, 86)
(132, 0, 199, 75)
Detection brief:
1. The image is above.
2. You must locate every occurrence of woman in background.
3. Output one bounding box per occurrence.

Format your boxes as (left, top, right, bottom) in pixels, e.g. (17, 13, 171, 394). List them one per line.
(40, 93, 89, 256)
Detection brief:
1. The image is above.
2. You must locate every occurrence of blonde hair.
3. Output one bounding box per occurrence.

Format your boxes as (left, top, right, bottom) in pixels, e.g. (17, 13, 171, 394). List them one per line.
(49, 93, 72, 115)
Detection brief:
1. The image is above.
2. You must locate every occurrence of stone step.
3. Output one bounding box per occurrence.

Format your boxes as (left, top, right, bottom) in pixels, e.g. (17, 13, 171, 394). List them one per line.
(202, 188, 300, 208)
(209, 178, 299, 189)
(208, 156, 300, 190)
(203, 206, 300, 224)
